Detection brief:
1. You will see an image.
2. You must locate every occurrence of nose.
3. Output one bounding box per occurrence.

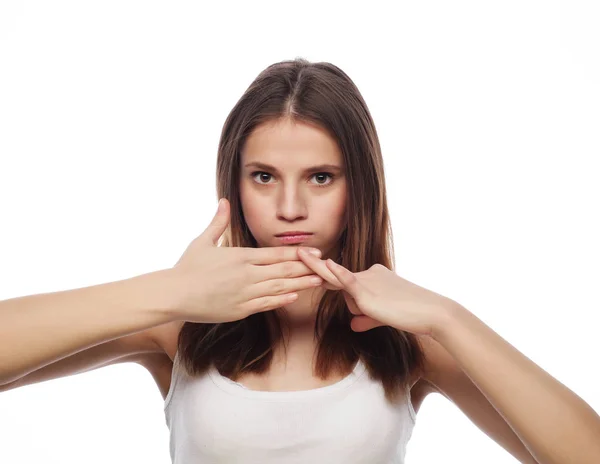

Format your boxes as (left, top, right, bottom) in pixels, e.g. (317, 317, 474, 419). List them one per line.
(276, 183, 308, 222)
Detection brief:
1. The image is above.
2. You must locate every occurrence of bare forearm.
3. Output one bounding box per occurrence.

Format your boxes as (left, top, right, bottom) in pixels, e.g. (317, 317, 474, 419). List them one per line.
(433, 303, 600, 464)
(0, 269, 177, 385)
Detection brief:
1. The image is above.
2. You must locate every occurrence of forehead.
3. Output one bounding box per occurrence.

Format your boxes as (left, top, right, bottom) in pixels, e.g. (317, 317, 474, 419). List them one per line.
(241, 119, 342, 166)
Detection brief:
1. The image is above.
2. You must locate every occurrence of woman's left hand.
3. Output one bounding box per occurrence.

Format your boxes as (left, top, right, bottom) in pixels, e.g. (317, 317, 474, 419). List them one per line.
(297, 249, 454, 336)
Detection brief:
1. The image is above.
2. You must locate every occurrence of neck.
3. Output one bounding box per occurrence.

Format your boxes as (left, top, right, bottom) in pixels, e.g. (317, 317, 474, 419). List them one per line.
(265, 240, 343, 361)
(268, 285, 326, 360)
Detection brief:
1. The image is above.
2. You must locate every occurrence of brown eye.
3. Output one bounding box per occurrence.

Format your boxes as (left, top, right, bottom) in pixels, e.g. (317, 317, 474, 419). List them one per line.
(311, 173, 334, 187)
(251, 172, 274, 184)
(250, 171, 334, 187)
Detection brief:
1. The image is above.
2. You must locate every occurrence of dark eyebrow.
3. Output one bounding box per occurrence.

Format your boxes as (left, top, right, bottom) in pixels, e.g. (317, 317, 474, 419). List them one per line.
(243, 161, 343, 174)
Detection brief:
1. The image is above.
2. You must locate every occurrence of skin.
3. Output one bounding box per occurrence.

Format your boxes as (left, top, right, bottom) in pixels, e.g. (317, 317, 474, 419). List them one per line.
(239, 117, 348, 360)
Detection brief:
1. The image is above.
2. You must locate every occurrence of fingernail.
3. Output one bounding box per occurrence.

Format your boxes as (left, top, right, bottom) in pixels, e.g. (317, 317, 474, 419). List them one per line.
(308, 248, 321, 257)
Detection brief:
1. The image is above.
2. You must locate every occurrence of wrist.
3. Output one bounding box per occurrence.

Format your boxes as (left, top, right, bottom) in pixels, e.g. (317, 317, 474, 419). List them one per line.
(128, 268, 182, 322)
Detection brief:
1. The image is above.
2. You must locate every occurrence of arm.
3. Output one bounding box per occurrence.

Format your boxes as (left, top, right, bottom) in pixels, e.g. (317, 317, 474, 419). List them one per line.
(0, 269, 177, 386)
(420, 336, 540, 463)
(431, 302, 600, 464)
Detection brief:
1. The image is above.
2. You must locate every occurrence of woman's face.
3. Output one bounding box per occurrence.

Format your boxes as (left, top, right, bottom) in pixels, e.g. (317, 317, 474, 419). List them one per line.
(239, 118, 347, 260)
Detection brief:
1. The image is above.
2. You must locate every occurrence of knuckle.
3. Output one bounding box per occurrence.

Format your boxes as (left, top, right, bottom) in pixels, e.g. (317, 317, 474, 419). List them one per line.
(262, 298, 273, 312)
(246, 298, 263, 315)
(274, 279, 287, 294)
(283, 261, 296, 277)
(254, 297, 268, 312)
(238, 303, 250, 316)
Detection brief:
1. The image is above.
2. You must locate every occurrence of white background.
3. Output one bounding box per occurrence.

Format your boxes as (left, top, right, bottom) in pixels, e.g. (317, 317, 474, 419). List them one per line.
(0, 1, 598, 463)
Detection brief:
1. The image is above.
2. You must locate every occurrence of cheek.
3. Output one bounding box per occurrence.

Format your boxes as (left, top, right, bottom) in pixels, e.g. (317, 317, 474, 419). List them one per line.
(321, 189, 347, 228)
(333, 188, 347, 217)
(239, 187, 267, 237)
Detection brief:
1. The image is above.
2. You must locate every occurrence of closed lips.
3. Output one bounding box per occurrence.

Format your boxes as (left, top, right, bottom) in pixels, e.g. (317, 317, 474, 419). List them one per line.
(275, 232, 313, 236)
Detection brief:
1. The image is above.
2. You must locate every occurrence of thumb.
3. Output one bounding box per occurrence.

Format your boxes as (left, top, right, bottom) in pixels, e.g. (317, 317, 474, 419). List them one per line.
(350, 315, 385, 332)
(202, 198, 230, 246)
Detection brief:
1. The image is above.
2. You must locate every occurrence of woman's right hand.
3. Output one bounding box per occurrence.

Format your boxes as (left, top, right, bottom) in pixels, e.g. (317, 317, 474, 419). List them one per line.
(169, 198, 324, 323)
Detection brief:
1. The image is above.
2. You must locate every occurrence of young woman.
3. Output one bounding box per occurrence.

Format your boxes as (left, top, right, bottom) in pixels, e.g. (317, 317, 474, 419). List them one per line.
(1, 58, 599, 464)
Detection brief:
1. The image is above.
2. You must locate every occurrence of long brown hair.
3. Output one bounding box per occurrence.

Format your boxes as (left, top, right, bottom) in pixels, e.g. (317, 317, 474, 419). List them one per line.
(177, 57, 426, 403)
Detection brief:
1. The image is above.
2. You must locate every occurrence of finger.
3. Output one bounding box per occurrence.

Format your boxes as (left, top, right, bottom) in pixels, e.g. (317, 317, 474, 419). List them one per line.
(246, 274, 323, 301)
(240, 291, 300, 316)
(350, 315, 385, 332)
(201, 198, 230, 246)
(253, 260, 320, 282)
(325, 259, 360, 296)
(321, 281, 342, 291)
(245, 246, 321, 265)
(297, 249, 343, 289)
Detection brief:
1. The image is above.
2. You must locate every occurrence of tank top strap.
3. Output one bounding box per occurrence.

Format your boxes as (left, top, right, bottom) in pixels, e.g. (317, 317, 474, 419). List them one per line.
(405, 381, 417, 423)
(164, 349, 183, 412)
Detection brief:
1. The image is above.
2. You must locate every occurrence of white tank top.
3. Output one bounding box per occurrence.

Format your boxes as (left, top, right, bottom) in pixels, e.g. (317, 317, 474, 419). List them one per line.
(164, 349, 417, 463)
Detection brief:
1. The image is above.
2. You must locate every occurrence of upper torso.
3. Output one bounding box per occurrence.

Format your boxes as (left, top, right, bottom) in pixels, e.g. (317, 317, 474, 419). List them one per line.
(145, 320, 427, 463)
